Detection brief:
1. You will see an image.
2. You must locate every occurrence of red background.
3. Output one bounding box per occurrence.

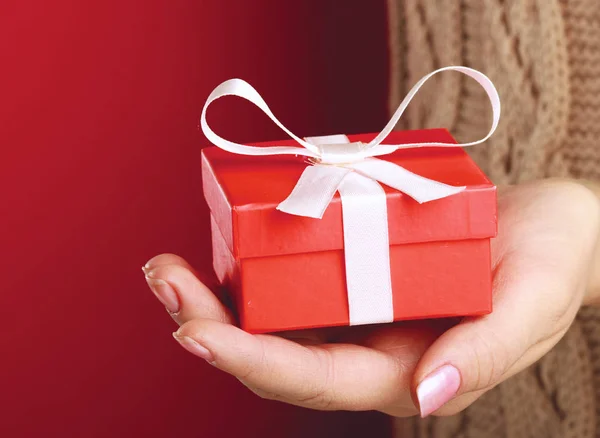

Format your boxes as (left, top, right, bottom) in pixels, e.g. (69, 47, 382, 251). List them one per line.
(1, 1, 390, 436)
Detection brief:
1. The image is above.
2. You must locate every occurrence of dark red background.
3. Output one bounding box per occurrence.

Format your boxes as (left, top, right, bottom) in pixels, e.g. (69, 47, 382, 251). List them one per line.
(1, 1, 390, 436)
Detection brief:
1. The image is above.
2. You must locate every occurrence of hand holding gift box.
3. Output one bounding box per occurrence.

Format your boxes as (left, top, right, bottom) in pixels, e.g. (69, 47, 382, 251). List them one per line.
(201, 66, 500, 333)
(147, 66, 600, 418)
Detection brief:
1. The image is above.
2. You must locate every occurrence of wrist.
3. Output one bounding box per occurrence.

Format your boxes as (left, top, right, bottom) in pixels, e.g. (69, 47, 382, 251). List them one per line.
(572, 180, 600, 307)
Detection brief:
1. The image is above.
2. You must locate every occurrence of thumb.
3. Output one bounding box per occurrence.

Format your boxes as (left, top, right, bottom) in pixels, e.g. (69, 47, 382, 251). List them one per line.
(412, 180, 597, 417)
(412, 313, 524, 418)
(412, 262, 582, 417)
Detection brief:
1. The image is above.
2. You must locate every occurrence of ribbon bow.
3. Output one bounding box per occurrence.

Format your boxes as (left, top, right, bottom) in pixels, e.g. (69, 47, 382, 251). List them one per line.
(202, 66, 500, 326)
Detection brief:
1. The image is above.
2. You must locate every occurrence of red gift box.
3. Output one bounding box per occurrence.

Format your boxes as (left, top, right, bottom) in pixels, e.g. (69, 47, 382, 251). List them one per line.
(202, 129, 497, 334)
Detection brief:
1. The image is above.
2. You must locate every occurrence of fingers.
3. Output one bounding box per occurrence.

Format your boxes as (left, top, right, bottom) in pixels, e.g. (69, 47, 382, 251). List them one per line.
(144, 253, 195, 273)
(174, 318, 429, 413)
(144, 253, 219, 290)
(143, 253, 234, 325)
(143, 254, 438, 413)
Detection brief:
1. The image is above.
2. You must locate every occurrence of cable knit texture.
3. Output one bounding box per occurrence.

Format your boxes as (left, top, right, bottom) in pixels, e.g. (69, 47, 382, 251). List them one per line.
(387, 0, 600, 436)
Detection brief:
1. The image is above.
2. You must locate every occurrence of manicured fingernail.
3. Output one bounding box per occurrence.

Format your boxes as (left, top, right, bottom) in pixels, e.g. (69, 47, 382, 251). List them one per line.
(142, 257, 158, 272)
(173, 333, 214, 363)
(416, 364, 461, 417)
(145, 275, 180, 313)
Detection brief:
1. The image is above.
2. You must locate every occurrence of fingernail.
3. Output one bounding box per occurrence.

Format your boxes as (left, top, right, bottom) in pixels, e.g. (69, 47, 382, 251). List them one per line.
(142, 257, 157, 272)
(173, 333, 214, 363)
(145, 275, 180, 314)
(416, 364, 461, 417)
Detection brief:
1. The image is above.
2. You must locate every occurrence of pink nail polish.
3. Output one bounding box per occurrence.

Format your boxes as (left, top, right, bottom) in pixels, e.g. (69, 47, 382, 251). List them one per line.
(173, 333, 215, 363)
(416, 364, 461, 417)
(145, 276, 180, 314)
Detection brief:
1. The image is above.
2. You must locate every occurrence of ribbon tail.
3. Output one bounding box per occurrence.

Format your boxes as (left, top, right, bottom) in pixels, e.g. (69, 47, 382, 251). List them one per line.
(338, 172, 394, 325)
(350, 158, 465, 204)
(277, 165, 352, 219)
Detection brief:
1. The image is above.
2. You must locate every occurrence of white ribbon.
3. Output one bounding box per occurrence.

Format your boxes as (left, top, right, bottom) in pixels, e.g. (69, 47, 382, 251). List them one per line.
(201, 66, 501, 326)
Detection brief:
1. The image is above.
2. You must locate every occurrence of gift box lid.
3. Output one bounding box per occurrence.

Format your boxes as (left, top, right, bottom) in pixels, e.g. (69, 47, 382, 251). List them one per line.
(202, 129, 497, 259)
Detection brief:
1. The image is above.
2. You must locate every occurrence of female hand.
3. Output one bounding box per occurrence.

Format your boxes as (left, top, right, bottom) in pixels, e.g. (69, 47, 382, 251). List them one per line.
(143, 179, 600, 417)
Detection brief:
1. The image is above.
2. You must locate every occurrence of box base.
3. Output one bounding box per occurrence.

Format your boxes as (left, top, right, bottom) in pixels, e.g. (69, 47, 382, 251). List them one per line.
(212, 215, 492, 334)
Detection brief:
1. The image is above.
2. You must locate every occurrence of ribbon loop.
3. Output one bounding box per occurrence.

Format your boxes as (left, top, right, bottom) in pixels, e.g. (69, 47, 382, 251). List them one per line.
(201, 78, 319, 159)
(201, 66, 501, 163)
(365, 66, 501, 154)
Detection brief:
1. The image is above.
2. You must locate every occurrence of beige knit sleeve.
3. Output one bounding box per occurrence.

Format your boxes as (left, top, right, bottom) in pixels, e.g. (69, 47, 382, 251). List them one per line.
(387, 3, 600, 437)
(387, 0, 600, 185)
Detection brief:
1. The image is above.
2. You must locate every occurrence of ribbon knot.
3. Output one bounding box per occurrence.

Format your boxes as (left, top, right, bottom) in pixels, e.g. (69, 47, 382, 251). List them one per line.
(316, 141, 368, 165)
(201, 66, 501, 326)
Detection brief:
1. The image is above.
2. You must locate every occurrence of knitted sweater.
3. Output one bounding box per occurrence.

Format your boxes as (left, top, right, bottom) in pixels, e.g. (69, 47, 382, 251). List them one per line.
(387, 0, 600, 437)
